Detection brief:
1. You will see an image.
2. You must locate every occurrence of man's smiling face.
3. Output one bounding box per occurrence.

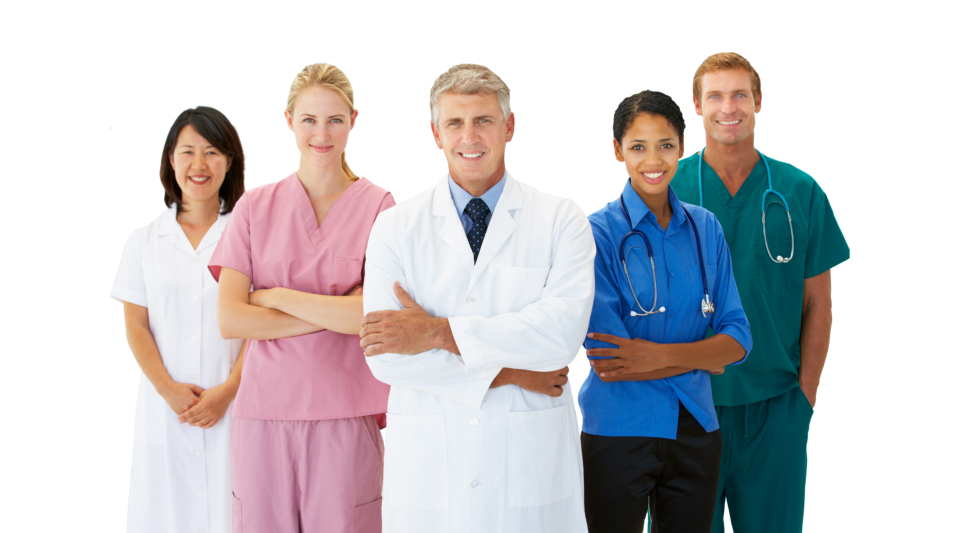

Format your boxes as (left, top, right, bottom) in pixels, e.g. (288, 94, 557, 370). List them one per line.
(695, 68, 762, 147)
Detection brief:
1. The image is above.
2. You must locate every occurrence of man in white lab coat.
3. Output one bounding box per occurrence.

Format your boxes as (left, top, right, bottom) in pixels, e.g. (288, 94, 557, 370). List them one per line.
(360, 64, 595, 533)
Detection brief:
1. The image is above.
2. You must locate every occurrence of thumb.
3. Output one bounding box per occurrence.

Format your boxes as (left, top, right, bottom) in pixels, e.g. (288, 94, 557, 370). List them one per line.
(393, 282, 417, 309)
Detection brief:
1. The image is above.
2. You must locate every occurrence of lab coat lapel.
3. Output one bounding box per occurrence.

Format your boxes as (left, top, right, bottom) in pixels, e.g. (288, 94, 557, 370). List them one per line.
(431, 178, 476, 270)
(468, 173, 521, 292)
(158, 206, 199, 257)
(194, 210, 227, 254)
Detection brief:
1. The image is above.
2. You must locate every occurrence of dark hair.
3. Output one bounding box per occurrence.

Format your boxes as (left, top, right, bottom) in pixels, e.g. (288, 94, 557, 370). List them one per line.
(160, 106, 245, 214)
(612, 90, 685, 146)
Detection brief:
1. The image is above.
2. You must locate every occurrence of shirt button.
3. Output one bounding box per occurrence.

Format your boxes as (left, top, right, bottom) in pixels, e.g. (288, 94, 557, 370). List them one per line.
(469, 417, 479, 425)
(670, 271, 675, 277)
(197, 491, 204, 498)
(191, 373, 199, 380)
(471, 480, 480, 488)
(466, 297, 476, 304)
(192, 294, 199, 301)
(195, 451, 202, 458)
(192, 335, 199, 342)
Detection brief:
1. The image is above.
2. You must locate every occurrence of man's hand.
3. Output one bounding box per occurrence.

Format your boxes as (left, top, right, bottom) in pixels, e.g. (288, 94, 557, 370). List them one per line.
(157, 381, 204, 415)
(177, 382, 237, 429)
(360, 282, 454, 356)
(585, 332, 668, 378)
(491, 367, 569, 398)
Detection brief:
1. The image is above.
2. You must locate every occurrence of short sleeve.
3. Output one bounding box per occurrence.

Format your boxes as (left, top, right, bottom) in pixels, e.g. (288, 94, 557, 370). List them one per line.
(111, 231, 148, 307)
(804, 187, 849, 278)
(378, 192, 397, 214)
(209, 193, 253, 282)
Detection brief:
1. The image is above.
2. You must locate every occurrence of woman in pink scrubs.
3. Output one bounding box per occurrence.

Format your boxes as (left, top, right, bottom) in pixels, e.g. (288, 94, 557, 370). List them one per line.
(209, 63, 393, 533)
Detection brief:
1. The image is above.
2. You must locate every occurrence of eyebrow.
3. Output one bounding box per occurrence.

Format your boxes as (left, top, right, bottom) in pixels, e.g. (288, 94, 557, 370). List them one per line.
(630, 138, 675, 143)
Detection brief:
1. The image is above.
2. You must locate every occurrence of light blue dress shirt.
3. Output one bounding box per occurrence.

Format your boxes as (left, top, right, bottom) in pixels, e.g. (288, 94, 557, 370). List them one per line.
(579, 180, 752, 439)
(448, 174, 506, 234)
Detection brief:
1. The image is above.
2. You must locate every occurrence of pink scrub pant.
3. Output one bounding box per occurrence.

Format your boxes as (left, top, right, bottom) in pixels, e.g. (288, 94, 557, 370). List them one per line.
(230, 416, 383, 533)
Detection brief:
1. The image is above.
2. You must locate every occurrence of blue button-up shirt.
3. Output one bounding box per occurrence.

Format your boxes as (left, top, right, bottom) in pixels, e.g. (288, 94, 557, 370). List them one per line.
(579, 180, 752, 438)
(448, 174, 505, 234)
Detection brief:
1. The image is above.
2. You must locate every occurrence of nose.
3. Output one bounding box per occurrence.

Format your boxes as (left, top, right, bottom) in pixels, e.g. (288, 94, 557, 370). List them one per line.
(191, 152, 207, 169)
(462, 122, 481, 144)
(721, 96, 736, 115)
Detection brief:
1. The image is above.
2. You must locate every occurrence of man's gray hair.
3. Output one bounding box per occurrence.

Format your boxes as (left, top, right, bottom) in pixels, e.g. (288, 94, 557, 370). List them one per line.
(430, 64, 511, 128)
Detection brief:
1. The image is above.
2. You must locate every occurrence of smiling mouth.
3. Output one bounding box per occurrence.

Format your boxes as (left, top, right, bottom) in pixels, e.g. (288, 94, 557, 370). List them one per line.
(188, 176, 211, 183)
(459, 152, 484, 159)
(642, 172, 664, 179)
(310, 144, 333, 152)
(717, 120, 741, 125)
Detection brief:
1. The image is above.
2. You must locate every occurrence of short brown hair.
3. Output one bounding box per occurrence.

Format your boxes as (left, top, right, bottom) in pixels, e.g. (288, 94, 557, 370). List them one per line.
(159, 107, 245, 214)
(692, 52, 761, 106)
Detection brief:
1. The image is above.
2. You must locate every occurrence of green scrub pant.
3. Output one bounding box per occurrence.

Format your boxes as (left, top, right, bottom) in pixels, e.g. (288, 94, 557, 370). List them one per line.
(712, 387, 814, 533)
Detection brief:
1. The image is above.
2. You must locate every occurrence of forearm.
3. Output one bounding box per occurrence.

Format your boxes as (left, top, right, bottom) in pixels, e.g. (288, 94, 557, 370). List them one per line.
(597, 366, 690, 382)
(126, 324, 176, 393)
(660, 334, 746, 370)
(272, 289, 365, 335)
(799, 294, 832, 391)
(221, 342, 246, 397)
(219, 301, 321, 340)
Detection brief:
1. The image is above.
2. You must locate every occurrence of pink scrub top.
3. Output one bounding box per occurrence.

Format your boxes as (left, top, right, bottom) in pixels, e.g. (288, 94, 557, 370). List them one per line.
(209, 174, 394, 421)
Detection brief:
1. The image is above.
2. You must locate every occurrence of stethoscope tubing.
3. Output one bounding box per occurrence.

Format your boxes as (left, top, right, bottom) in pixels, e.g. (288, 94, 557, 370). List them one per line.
(698, 148, 794, 264)
(618, 192, 714, 318)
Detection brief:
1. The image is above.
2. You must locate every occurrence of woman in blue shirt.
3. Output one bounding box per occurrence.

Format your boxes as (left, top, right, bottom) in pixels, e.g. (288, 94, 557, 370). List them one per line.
(579, 91, 752, 533)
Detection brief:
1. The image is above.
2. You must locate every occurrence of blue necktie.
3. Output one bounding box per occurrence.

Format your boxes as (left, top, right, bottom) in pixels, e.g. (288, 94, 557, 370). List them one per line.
(464, 198, 491, 263)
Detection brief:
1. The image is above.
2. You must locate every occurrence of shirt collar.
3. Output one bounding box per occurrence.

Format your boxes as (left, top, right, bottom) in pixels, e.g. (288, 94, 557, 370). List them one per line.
(620, 179, 688, 231)
(448, 172, 506, 217)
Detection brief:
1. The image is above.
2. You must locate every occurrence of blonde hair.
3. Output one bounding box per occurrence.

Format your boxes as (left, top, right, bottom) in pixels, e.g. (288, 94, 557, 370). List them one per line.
(430, 64, 511, 128)
(692, 52, 762, 106)
(287, 63, 359, 181)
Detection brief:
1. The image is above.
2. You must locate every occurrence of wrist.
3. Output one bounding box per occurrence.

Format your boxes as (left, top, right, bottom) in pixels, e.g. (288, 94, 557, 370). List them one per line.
(153, 377, 176, 396)
(432, 317, 456, 353)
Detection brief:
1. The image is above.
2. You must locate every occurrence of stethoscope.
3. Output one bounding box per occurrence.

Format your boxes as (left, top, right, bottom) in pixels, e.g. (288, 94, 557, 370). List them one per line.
(698, 148, 794, 263)
(618, 193, 715, 318)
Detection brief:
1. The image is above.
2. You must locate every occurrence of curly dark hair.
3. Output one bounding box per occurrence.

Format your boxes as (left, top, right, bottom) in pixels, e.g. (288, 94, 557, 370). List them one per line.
(612, 90, 685, 145)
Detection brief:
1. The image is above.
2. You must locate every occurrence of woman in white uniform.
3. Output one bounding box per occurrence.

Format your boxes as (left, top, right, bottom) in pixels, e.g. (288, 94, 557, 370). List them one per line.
(112, 106, 247, 533)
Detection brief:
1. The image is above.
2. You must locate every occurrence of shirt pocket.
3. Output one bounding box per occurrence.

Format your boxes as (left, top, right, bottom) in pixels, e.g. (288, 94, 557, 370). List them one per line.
(490, 266, 550, 315)
(383, 414, 448, 509)
(507, 405, 573, 507)
(757, 236, 806, 298)
(332, 256, 362, 296)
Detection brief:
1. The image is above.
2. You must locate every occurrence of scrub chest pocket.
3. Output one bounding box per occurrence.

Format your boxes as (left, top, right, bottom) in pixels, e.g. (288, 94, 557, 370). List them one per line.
(757, 236, 806, 298)
(384, 414, 449, 510)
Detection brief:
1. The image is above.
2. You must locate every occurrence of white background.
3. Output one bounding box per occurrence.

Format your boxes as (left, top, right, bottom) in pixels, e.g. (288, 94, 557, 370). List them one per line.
(1, 1, 956, 531)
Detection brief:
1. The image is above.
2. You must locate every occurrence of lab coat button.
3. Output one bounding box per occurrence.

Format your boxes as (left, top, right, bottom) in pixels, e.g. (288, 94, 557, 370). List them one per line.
(466, 297, 476, 304)
(197, 491, 203, 498)
(192, 294, 199, 301)
(195, 451, 202, 458)
(471, 480, 480, 488)
(191, 374, 199, 380)
(192, 335, 199, 342)
(469, 417, 479, 425)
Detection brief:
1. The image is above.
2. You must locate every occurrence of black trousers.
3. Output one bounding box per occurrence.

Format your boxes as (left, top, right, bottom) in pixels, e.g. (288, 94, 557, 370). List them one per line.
(582, 404, 722, 533)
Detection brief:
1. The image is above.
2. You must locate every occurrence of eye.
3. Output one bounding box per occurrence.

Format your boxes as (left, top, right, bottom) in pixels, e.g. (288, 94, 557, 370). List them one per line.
(330, 118, 342, 123)
(478, 118, 489, 123)
(181, 150, 193, 154)
(449, 121, 461, 127)
(735, 93, 746, 98)
(206, 150, 218, 155)
(661, 143, 674, 150)
(630, 145, 644, 150)
(303, 118, 315, 123)
(709, 94, 719, 99)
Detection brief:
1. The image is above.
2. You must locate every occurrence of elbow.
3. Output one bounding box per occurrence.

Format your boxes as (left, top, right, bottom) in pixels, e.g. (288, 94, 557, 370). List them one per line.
(217, 309, 241, 339)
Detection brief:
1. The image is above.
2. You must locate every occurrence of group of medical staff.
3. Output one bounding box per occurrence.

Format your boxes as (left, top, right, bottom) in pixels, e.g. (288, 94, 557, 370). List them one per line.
(112, 53, 848, 533)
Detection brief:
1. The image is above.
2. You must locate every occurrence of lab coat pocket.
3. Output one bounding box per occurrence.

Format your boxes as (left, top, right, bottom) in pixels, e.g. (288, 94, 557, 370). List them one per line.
(384, 414, 448, 509)
(232, 492, 242, 533)
(507, 405, 572, 507)
(492, 266, 550, 315)
(354, 497, 382, 533)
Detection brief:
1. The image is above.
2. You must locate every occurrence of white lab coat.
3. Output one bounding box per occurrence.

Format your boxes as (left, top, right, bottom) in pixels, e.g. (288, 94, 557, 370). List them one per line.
(112, 206, 243, 533)
(364, 173, 595, 533)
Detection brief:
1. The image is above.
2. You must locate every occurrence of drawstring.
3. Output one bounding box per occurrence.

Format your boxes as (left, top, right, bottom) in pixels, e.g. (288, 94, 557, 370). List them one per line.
(743, 403, 749, 438)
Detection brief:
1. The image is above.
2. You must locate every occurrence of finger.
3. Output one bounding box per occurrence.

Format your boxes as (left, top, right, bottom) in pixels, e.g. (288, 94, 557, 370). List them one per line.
(393, 282, 417, 309)
(590, 358, 623, 370)
(548, 386, 563, 398)
(586, 333, 625, 346)
(188, 384, 205, 396)
(585, 348, 622, 358)
(600, 367, 630, 378)
(359, 334, 386, 350)
(558, 374, 568, 387)
(183, 410, 208, 424)
(360, 311, 385, 326)
(558, 366, 570, 377)
(178, 404, 201, 422)
(364, 343, 388, 357)
(594, 366, 624, 377)
(359, 322, 384, 339)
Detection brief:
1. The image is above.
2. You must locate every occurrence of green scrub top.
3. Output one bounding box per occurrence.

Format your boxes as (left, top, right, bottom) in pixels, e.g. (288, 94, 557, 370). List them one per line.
(672, 153, 849, 406)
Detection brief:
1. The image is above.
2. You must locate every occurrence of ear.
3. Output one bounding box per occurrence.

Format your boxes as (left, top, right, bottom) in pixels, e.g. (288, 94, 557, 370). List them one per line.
(678, 141, 684, 160)
(754, 92, 762, 113)
(225, 155, 233, 172)
(504, 112, 515, 142)
(350, 108, 359, 130)
(284, 109, 295, 132)
(693, 95, 703, 116)
(430, 121, 443, 149)
(613, 138, 625, 162)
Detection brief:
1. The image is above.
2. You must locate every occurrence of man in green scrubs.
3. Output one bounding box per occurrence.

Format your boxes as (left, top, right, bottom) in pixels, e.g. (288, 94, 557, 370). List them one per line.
(671, 52, 849, 533)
